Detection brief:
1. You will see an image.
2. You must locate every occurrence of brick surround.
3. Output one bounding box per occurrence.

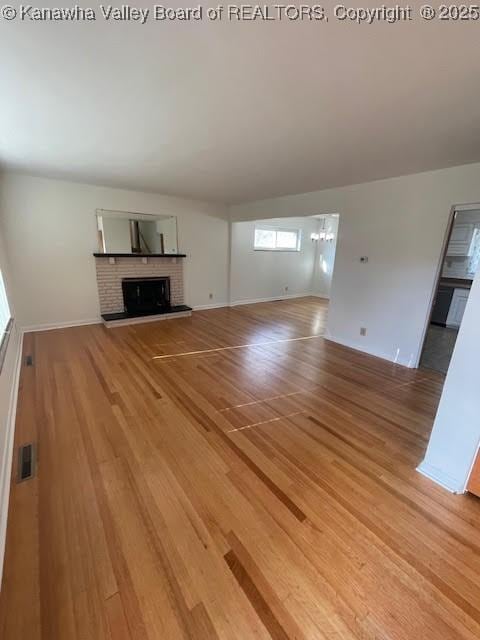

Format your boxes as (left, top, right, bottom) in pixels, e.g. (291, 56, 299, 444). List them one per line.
(95, 256, 184, 314)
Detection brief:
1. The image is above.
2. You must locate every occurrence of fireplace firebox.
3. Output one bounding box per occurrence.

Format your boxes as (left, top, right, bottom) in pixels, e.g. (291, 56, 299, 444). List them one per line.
(122, 277, 171, 316)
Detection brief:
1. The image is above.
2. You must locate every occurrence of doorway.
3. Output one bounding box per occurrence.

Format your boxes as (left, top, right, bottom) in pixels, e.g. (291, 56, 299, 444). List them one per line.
(310, 214, 339, 299)
(420, 207, 480, 374)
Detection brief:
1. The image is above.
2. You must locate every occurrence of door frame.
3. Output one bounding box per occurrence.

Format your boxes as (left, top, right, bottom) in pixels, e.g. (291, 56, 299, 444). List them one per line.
(415, 202, 480, 369)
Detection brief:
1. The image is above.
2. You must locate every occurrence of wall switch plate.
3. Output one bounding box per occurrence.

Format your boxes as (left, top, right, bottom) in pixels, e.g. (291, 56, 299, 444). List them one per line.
(360, 327, 367, 336)
(109, 257, 115, 265)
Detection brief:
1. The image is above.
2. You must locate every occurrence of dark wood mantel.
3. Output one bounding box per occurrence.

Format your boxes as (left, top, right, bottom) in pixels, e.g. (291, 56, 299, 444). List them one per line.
(93, 253, 187, 258)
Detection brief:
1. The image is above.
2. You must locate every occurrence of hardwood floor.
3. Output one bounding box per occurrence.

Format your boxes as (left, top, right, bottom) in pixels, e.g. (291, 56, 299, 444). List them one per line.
(2, 296, 480, 639)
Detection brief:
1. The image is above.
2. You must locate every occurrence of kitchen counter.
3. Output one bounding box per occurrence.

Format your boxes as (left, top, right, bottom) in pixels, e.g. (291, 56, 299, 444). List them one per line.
(431, 279, 472, 328)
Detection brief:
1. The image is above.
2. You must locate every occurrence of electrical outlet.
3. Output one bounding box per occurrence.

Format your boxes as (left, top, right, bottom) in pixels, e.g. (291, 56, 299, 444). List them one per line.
(285, 285, 289, 292)
(142, 257, 148, 264)
(209, 293, 213, 300)
(360, 327, 367, 336)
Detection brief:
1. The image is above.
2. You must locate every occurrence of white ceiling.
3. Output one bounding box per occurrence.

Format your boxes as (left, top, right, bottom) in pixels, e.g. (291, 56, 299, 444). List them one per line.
(2, 7, 480, 204)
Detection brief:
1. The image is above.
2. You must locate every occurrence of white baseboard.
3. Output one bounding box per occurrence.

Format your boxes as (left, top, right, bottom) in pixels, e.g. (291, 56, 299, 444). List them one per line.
(229, 293, 312, 307)
(196, 294, 317, 309)
(0, 325, 23, 585)
(324, 332, 415, 368)
(416, 461, 465, 494)
(192, 302, 229, 311)
(310, 293, 330, 300)
(22, 318, 101, 333)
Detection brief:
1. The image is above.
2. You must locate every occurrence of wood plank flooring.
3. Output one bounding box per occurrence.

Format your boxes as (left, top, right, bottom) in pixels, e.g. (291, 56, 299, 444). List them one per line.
(2, 296, 480, 639)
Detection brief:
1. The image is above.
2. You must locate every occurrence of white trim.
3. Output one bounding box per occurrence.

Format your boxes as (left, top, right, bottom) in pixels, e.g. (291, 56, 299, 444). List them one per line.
(229, 293, 311, 307)
(324, 332, 416, 368)
(96, 207, 161, 219)
(22, 318, 101, 333)
(414, 205, 457, 369)
(310, 293, 330, 300)
(192, 302, 229, 311)
(416, 461, 465, 494)
(0, 325, 23, 585)
(415, 202, 480, 369)
(253, 224, 302, 252)
(454, 203, 480, 212)
(253, 247, 301, 253)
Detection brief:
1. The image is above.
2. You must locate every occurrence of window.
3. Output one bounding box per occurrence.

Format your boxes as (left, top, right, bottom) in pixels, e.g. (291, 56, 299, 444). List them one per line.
(0, 270, 11, 336)
(254, 225, 301, 251)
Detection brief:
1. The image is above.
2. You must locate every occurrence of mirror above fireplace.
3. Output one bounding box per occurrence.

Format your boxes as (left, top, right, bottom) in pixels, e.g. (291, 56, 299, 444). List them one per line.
(96, 209, 178, 255)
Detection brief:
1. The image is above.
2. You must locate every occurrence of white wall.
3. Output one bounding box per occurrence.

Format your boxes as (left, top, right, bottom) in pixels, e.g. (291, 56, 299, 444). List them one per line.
(0, 173, 230, 329)
(231, 162, 480, 368)
(419, 267, 480, 492)
(311, 215, 339, 299)
(230, 217, 319, 304)
(0, 219, 22, 583)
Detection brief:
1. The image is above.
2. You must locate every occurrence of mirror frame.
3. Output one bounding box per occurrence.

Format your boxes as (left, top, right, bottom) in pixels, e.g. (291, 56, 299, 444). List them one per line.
(95, 208, 179, 255)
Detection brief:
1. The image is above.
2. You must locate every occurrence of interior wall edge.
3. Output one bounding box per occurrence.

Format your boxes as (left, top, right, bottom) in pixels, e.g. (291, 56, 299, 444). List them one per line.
(323, 332, 415, 369)
(416, 460, 465, 494)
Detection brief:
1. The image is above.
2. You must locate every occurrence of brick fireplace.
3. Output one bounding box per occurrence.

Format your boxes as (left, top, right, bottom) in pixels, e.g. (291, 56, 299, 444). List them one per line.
(93, 254, 191, 326)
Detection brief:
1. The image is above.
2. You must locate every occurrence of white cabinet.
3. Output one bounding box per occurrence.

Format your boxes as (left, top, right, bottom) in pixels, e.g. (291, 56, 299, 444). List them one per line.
(446, 288, 469, 328)
(447, 222, 475, 256)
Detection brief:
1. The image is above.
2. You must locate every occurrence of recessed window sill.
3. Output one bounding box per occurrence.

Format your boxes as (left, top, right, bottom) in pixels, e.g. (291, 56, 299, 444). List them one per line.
(253, 248, 301, 253)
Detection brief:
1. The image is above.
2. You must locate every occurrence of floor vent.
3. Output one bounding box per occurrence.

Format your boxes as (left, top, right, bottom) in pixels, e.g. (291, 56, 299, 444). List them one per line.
(25, 355, 34, 367)
(17, 443, 36, 482)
